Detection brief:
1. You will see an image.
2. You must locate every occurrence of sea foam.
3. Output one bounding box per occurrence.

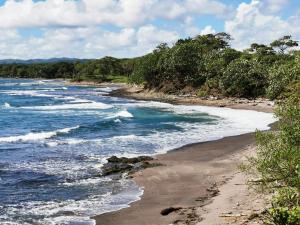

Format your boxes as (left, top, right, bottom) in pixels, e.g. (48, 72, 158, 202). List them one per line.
(113, 110, 134, 118)
(0, 126, 79, 143)
(22, 101, 112, 110)
(1, 90, 56, 98)
(3, 102, 11, 108)
(106, 110, 133, 119)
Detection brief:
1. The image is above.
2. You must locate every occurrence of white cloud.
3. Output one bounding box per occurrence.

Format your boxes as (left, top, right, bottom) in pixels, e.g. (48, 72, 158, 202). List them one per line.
(0, 0, 230, 59)
(200, 25, 216, 35)
(0, 25, 179, 59)
(0, 0, 230, 29)
(263, 0, 289, 13)
(225, 0, 300, 50)
(136, 24, 179, 53)
(1, 0, 299, 59)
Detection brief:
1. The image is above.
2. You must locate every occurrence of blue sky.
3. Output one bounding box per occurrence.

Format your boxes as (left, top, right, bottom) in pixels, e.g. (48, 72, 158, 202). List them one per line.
(0, 0, 299, 59)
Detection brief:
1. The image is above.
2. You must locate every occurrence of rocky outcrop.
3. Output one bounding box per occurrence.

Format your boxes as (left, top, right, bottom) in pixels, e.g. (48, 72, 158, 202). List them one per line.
(101, 155, 160, 176)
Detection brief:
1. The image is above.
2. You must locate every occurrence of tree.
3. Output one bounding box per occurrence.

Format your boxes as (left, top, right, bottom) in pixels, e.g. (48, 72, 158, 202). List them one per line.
(195, 32, 232, 52)
(248, 43, 275, 55)
(267, 60, 300, 100)
(220, 58, 267, 97)
(270, 36, 298, 54)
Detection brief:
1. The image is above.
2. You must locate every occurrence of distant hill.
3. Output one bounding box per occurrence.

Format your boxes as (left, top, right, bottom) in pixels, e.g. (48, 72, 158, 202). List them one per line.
(0, 58, 90, 64)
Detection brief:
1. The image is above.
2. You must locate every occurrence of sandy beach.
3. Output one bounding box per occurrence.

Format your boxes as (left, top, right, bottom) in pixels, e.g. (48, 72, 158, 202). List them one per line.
(90, 83, 275, 225)
(94, 132, 268, 225)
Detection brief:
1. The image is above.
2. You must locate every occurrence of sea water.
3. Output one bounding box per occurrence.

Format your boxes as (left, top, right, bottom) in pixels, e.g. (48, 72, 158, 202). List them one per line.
(0, 79, 276, 225)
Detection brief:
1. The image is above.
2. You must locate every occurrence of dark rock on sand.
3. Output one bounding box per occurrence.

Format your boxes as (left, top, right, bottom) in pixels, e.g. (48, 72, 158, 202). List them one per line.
(161, 207, 182, 216)
(102, 163, 134, 176)
(107, 155, 153, 164)
(101, 155, 157, 176)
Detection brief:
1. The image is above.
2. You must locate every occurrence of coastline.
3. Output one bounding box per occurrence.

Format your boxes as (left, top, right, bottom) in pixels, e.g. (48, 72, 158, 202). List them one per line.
(1, 79, 276, 224)
(93, 132, 267, 225)
(83, 82, 276, 225)
(68, 81, 274, 113)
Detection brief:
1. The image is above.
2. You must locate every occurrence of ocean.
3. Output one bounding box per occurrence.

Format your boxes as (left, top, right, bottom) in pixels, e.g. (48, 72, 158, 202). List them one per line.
(0, 79, 276, 225)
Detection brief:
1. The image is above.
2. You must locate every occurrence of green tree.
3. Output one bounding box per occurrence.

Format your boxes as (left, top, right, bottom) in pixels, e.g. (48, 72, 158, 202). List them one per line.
(220, 58, 267, 97)
(270, 36, 298, 54)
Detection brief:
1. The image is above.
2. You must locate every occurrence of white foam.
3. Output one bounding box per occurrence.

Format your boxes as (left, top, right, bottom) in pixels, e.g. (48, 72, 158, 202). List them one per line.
(1, 90, 56, 98)
(125, 101, 276, 131)
(114, 110, 133, 118)
(107, 110, 133, 119)
(0, 179, 143, 225)
(69, 98, 92, 103)
(3, 102, 11, 108)
(45, 138, 102, 147)
(0, 126, 79, 143)
(22, 101, 112, 110)
(114, 119, 121, 123)
(94, 87, 112, 92)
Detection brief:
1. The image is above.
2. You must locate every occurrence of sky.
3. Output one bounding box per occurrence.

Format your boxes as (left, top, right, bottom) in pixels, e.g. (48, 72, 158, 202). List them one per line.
(0, 0, 299, 59)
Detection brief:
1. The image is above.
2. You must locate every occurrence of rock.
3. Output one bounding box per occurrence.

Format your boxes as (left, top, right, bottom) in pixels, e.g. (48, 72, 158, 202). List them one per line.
(106, 155, 153, 164)
(101, 162, 133, 176)
(161, 207, 182, 216)
(102, 155, 156, 176)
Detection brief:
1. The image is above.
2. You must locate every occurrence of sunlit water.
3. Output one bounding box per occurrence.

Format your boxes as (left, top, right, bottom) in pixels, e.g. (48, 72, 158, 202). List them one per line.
(0, 79, 276, 225)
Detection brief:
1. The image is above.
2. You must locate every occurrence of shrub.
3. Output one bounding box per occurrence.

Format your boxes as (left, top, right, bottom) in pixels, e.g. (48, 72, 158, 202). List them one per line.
(267, 62, 299, 100)
(242, 85, 300, 224)
(220, 59, 267, 98)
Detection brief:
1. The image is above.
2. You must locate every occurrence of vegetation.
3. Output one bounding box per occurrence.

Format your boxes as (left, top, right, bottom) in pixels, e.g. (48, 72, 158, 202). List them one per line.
(0, 57, 136, 83)
(0, 33, 299, 100)
(127, 33, 299, 99)
(242, 82, 300, 224)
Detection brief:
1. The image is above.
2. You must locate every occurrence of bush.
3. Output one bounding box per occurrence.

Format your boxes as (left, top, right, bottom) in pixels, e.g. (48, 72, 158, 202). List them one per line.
(267, 207, 300, 225)
(243, 85, 300, 225)
(220, 59, 267, 98)
(267, 62, 299, 100)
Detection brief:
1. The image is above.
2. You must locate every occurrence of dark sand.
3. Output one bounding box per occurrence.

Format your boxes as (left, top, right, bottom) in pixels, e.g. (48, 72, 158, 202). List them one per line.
(94, 132, 257, 225)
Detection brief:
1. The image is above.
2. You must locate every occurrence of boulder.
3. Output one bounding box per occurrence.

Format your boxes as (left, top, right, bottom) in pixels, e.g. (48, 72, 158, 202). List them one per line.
(102, 155, 155, 176)
(101, 162, 133, 176)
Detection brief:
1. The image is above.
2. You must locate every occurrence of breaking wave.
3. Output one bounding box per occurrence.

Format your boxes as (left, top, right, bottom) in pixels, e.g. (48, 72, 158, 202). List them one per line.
(22, 101, 112, 110)
(0, 126, 79, 143)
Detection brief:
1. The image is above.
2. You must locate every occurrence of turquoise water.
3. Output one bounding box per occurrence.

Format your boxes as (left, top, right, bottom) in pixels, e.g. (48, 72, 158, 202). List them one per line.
(0, 79, 276, 225)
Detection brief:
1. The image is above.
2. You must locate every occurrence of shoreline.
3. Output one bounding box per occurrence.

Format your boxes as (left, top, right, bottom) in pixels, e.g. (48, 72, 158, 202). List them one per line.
(93, 132, 266, 225)
(86, 82, 276, 225)
(67, 80, 274, 113)
(1, 78, 275, 224)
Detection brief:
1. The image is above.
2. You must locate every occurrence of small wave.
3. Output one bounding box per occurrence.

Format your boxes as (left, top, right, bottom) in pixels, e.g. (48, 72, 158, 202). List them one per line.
(46, 138, 92, 147)
(22, 101, 112, 110)
(108, 110, 133, 119)
(0, 126, 79, 143)
(3, 102, 11, 108)
(1, 90, 56, 98)
(111, 134, 138, 140)
(94, 87, 113, 93)
(69, 98, 92, 103)
(114, 119, 121, 123)
(0, 82, 19, 86)
(116, 110, 133, 118)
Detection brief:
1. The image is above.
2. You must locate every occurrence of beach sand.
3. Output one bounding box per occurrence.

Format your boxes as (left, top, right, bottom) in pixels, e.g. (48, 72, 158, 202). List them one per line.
(94, 132, 270, 225)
